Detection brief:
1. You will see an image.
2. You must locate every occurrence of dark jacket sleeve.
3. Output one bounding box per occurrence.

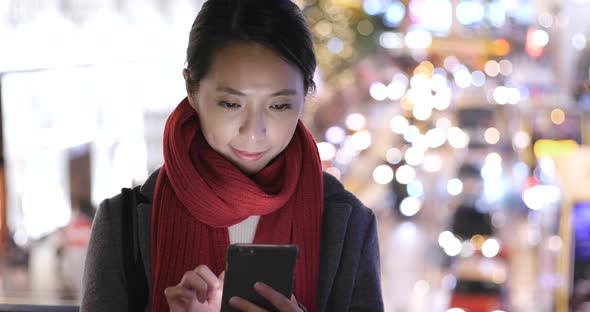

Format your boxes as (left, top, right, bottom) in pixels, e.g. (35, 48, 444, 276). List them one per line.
(81, 196, 128, 312)
(323, 171, 384, 311)
(350, 209, 384, 311)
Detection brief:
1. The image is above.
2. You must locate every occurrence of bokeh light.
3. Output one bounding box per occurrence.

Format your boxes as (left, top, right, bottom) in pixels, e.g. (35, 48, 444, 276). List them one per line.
(447, 127, 469, 148)
(423, 154, 442, 172)
(548, 235, 562, 252)
(346, 113, 367, 131)
(386, 147, 403, 164)
(400, 197, 421, 217)
(456, 1, 485, 26)
(538, 13, 554, 28)
(405, 146, 425, 166)
(436, 117, 452, 129)
(351, 130, 372, 151)
(482, 238, 500, 258)
(522, 185, 561, 210)
(444, 236, 463, 256)
(498, 59, 513, 76)
(373, 164, 395, 184)
(387, 79, 408, 100)
(407, 180, 424, 197)
(512, 162, 530, 181)
(461, 240, 475, 257)
(447, 178, 463, 196)
(411, 134, 429, 150)
(408, 0, 452, 34)
(425, 128, 447, 148)
(443, 56, 459, 72)
(550, 109, 565, 125)
(512, 131, 531, 150)
(410, 73, 430, 90)
(493, 86, 520, 105)
(369, 82, 388, 101)
(430, 72, 448, 92)
(471, 70, 486, 87)
(315, 21, 333, 38)
(453, 66, 472, 88)
(327, 37, 344, 54)
(532, 29, 549, 47)
(325, 126, 346, 144)
(380, 31, 405, 49)
(484, 127, 501, 144)
(390, 115, 409, 134)
(363, 0, 382, 15)
(484, 60, 500, 77)
(487, 2, 506, 27)
(405, 29, 432, 49)
(396, 165, 416, 184)
(357, 20, 374, 36)
(492, 38, 511, 56)
(414, 280, 430, 296)
(539, 157, 556, 179)
(572, 33, 587, 50)
(383, 1, 406, 27)
(393, 72, 410, 86)
(413, 102, 433, 120)
(317, 142, 336, 161)
(432, 87, 452, 111)
(403, 125, 421, 143)
(438, 231, 455, 248)
(486, 152, 502, 165)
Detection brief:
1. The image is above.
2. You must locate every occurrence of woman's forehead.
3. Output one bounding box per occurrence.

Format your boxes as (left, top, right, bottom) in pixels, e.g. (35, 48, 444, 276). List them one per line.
(203, 42, 304, 93)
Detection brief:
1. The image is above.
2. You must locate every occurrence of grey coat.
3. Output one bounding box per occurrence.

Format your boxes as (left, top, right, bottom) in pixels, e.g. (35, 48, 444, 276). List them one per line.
(81, 169, 384, 312)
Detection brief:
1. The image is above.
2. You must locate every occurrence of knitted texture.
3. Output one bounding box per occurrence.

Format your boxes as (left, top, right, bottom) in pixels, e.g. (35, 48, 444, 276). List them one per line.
(150, 98, 323, 311)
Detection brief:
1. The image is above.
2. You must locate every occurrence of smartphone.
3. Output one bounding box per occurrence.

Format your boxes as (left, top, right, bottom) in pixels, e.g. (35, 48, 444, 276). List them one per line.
(220, 244, 299, 312)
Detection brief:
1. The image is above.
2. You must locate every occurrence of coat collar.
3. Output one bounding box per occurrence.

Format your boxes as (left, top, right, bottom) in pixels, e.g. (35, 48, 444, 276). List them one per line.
(136, 169, 352, 312)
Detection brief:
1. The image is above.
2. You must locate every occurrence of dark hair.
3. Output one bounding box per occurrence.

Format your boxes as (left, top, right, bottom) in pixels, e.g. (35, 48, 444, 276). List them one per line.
(185, 0, 316, 95)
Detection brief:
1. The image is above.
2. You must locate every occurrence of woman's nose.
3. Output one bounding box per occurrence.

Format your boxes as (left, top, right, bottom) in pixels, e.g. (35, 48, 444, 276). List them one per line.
(239, 110, 266, 141)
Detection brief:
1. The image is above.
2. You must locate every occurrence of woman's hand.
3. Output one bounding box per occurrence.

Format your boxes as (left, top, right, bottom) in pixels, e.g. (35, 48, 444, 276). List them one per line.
(229, 282, 304, 312)
(164, 265, 224, 312)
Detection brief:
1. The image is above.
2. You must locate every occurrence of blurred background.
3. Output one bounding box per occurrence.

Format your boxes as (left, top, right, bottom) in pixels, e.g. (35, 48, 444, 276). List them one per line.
(0, 0, 589, 311)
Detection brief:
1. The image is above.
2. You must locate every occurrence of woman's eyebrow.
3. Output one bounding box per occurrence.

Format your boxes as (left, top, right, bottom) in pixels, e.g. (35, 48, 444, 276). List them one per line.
(216, 86, 297, 97)
(217, 87, 246, 96)
(270, 89, 297, 96)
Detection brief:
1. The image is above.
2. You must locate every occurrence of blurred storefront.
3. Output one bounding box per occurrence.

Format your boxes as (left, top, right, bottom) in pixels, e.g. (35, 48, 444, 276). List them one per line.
(0, 0, 206, 304)
(0, 0, 589, 311)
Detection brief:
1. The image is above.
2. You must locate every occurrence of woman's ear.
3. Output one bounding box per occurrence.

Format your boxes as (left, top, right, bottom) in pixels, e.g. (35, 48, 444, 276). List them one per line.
(182, 69, 193, 94)
(183, 69, 198, 111)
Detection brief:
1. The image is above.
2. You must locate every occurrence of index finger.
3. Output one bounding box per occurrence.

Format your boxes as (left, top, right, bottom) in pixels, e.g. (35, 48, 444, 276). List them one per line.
(194, 265, 220, 289)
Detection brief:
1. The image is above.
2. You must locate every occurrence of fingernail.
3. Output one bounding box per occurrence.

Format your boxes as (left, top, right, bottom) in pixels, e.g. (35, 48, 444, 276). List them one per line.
(229, 297, 240, 305)
(254, 282, 264, 290)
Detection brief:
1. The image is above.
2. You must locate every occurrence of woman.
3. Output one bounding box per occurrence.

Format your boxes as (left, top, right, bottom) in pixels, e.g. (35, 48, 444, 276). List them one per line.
(81, 0, 383, 311)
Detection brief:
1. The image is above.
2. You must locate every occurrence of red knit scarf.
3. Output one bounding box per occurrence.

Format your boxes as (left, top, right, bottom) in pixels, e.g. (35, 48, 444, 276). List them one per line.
(150, 98, 323, 311)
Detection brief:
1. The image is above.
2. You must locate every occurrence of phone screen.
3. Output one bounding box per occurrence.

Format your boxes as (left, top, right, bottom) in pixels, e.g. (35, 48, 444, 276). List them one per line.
(220, 244, 298, 312)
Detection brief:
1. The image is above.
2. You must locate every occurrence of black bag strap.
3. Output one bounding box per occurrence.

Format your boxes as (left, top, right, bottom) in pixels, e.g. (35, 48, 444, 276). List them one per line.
(121, 186, 149, 311)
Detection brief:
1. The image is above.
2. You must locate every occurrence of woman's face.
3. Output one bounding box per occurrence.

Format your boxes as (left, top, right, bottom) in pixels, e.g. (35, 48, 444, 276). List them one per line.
(185, 42, 305, 175)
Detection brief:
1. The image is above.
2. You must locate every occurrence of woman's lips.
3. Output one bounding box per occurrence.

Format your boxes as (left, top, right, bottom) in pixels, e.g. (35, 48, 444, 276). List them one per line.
(231, 147, 265, 161)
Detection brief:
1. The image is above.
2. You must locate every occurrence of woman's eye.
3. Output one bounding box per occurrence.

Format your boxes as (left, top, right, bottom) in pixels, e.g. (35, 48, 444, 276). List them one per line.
(218, 101, 240, 109)
(271, 103, 292, 111)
